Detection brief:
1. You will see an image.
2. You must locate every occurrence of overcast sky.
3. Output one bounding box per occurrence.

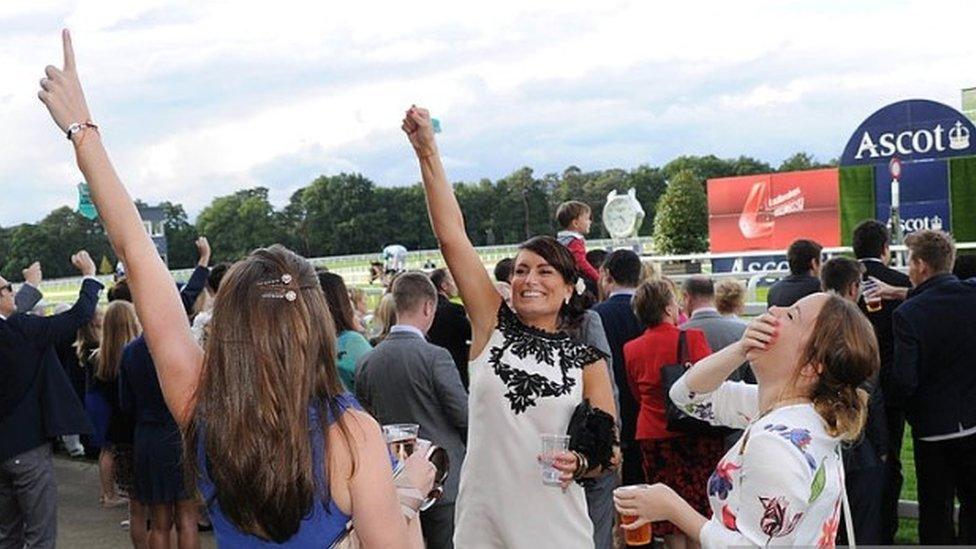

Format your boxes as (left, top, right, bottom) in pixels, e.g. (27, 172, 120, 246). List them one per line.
(2, 0, 974, 225)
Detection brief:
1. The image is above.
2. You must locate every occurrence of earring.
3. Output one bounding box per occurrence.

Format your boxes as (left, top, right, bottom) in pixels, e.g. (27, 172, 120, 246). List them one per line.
(564, 295, 571, 305)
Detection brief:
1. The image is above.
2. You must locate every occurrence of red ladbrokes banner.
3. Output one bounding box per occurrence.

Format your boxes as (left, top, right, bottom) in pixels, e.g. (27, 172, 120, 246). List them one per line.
(707, 168, 840, 253)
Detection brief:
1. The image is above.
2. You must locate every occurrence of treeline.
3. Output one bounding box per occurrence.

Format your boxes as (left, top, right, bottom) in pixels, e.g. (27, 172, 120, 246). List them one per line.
(0, 152, 833, 280)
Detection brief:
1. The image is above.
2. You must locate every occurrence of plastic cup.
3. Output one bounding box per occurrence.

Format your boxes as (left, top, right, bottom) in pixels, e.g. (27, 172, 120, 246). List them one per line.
(382, 423, 419, 462)
(539, 434, 570, 486)
(861, 279, 882, 313)
(615, 485, 653, 546)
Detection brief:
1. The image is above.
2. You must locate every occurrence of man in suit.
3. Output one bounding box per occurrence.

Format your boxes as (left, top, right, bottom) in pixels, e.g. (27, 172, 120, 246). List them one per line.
(852, 219, 912, 544)
(679, 276, 752, 382)
(767, 239, 823, 307)
(891, 230, 976, 544)
(679, 275, 754, 450)
(592, 250, 644, 489)
(427, 268, 472, 390)
(820, 256, 887, 545)
(356, 272, 468, 549)
(0, 251, 101, 548)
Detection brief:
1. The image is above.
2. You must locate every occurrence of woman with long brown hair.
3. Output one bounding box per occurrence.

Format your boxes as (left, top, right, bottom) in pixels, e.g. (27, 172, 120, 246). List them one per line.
(91, 301, 141, 508)
(615, 293, 879, 547)
(402, 105, 618, 548)
(39, 31, 431, 547)
(318, 271, 372, 392)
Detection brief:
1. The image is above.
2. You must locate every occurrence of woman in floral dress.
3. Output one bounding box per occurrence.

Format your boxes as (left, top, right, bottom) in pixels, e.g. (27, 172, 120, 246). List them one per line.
(615, 293, 879, 548)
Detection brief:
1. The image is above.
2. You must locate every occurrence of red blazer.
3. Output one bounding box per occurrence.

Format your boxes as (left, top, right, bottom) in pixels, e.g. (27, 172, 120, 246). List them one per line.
(623, 323, 711, 440)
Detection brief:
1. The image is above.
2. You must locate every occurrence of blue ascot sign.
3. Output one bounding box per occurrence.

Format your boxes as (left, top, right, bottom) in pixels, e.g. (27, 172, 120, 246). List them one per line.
(841, 99, 976, 166)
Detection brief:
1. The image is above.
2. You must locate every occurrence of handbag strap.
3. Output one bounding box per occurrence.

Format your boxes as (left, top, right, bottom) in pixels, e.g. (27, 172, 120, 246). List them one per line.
(677, 330, 690, 367)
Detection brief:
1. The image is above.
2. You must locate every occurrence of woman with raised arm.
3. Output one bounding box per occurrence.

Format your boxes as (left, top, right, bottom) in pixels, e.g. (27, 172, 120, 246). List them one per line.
(402, 106, 618, 548)
(614, 293, 879, 547)
(38, 30, 432, 548)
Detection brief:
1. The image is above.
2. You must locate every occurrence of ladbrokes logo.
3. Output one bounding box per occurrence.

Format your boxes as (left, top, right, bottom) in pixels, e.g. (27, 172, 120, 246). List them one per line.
(738, 180, 805, 239)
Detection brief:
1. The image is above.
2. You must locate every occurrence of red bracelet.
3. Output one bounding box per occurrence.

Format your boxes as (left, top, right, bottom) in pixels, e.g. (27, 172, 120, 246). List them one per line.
(66, 121, 99, 141)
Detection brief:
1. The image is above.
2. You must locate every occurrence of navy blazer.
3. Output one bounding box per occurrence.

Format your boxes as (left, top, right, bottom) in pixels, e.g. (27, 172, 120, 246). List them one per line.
(767, 274, 822, 308)
(0, 278, 102, 461)
(892, 274, 976, 438)
(592, 293, 644, 446)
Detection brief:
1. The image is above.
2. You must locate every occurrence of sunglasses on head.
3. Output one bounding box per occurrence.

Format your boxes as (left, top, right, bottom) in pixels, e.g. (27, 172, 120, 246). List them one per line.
(0, 284, 12, 294)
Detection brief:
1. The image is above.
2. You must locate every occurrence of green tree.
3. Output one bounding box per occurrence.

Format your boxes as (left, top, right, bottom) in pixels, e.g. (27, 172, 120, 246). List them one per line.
(653, 170, 709, 254)
(196, 188, 278, 262)
(626, 165, 668, 235)
(156, 201, 199, 268)
(778, 152, 832, 172)
(1, 207, 114, 280)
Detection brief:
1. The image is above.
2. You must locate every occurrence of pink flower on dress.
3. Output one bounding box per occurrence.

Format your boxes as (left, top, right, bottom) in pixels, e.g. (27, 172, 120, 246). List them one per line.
(817, 500, 841, 549)
(721, 505, 738, 531)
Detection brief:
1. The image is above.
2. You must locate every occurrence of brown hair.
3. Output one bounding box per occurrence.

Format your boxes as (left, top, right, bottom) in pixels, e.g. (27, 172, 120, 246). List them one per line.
(517, 236, 586, 330)
(714, 279, 746, 315)
(798, 295, 879, 441)
(74, 308, 103, 362)
(96, 301, 141, 382)
(905, 230, 955, 274)
(392, 271, 437, 314)
(632, 280, 674, 328)
(555, 201, 591, 229)
(184, 245, 349, 543)
(317, 271, 358, 334)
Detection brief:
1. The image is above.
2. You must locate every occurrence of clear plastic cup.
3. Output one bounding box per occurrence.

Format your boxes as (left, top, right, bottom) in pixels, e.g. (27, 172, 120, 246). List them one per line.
(382, 423, 419, 462)
(539, 434, 570, 486)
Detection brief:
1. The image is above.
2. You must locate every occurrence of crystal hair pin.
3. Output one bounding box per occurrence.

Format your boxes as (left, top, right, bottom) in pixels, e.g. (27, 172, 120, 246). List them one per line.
(575, 278, 586, 295)
(257, 273, 294, 287)
(261, 290, 298, 301)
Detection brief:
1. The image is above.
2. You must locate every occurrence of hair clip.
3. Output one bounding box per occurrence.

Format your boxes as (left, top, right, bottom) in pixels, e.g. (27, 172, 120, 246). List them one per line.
(261, 290, 298, 301)
(257, 273, 294, 287)
(575, 278, 586, 296)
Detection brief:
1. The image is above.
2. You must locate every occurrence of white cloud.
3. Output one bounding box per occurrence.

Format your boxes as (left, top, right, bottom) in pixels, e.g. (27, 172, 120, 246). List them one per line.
(1, 0, 975, 224)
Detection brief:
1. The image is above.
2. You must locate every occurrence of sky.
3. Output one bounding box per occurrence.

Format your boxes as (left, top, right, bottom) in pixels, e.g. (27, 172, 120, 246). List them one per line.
(2, 0, 974, 225)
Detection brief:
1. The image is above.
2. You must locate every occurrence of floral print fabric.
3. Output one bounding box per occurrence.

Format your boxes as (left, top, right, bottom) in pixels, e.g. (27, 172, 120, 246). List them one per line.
(669, 377, 847, 548)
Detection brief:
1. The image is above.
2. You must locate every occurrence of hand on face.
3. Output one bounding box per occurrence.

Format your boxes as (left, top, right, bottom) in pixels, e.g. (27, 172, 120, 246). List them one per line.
(739, 312, 779, 361)
(38, 30, 93, 136)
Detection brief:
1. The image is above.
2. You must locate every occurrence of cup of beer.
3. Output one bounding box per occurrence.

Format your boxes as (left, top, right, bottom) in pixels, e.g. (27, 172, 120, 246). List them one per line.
(382, 423, 419, 462)
(614, 485, 652, 546)
(539, 434, 570, 486)
(861, 278, 882, 313)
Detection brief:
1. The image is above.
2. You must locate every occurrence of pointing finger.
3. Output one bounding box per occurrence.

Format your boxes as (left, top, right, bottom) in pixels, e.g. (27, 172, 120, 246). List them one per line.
(62, 29, 76, 71)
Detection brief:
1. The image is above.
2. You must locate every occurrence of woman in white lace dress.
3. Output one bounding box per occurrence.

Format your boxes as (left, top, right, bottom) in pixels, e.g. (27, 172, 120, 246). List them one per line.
(402, 106, 618, 548)
(614, 293, 879, 548)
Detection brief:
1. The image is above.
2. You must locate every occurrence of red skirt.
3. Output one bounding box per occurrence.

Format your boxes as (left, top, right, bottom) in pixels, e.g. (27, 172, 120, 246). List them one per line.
(639, 435, 725, 536)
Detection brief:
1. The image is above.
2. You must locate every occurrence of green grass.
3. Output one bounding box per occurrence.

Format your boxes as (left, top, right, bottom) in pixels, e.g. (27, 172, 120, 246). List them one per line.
(895, 427, 918, 545)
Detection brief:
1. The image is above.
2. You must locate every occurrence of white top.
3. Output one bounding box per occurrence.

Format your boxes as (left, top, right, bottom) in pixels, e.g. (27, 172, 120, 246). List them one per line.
(669, 377, 845, 548)
(454, 305, 601, 548)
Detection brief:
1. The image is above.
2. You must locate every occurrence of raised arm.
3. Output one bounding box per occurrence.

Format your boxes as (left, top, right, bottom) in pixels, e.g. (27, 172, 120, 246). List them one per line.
(37, 30, 202, 425)
(14, 262, 44, 312)
(402, 106, 500, 354)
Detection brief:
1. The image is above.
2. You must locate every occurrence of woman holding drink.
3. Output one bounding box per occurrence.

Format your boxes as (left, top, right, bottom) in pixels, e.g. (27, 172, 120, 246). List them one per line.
(38, 30, 433, 548)
(615, 293, 878, 547)
(402, 106, 618, 548)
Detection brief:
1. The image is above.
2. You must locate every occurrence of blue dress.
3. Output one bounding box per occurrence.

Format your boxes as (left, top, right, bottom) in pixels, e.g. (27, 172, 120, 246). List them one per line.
(197, 393, 361, 547)
(119, 336, 187, 503)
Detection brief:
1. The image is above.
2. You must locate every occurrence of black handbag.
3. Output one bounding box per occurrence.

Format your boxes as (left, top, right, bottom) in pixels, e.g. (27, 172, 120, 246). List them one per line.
(661, 331, 729, 436)
(567, 398, 617, 481)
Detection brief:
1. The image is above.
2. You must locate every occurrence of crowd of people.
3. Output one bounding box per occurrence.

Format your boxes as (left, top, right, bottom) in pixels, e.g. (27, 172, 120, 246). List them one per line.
(1, 30, 975, 549)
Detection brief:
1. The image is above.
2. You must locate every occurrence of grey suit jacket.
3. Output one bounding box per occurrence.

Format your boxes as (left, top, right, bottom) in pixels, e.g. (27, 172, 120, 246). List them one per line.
(680, 310, 754, 384)
(15, 284, 42, 313)
(354, 330, 468, 506)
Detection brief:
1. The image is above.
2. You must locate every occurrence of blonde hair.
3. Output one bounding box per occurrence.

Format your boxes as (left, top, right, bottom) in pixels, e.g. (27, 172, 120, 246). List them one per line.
(74, 307, 103, 362)
(371, 293, 397, 342)
(715, 279, 747, 315)
(798, 295, 879, 441)
(96, 301, 141, 382)
(640, 261, 662, 284)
